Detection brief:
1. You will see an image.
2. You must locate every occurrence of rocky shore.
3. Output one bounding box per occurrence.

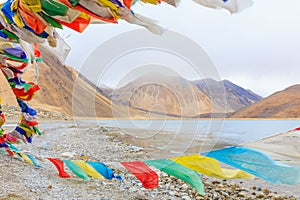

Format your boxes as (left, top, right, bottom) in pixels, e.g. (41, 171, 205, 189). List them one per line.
(2, 106, 71, 121)
(1, 117, 299, 199)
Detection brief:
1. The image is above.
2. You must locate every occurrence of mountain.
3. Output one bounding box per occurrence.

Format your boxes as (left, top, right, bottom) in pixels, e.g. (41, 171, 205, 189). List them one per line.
(106, 75, 262, 117)
(0, 62, 131, 118)
(107, 74, 223, 117)
(230, 84, 300, 118)
(1, 54, 168, 119)
(106, 75, 261, 117)
(193, 78, 262, 112)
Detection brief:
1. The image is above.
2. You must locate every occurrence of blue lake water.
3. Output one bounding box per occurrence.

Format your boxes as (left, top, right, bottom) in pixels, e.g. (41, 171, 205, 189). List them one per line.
(4, 119, 299, 146)
(92, 119, 300, 144)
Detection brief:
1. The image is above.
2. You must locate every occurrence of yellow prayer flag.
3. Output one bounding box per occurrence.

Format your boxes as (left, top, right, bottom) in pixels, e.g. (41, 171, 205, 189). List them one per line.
(141, 0, 160, 5)
(170, 154, 253, 180)
(72, 160, 105, 180)
(97, 0, 118, 11)
(21, 153, 34, 165)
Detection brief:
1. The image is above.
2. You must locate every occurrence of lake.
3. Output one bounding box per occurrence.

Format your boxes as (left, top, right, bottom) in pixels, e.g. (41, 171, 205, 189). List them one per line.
(93, 119, 300, 144)
(4, 119, 299, 154)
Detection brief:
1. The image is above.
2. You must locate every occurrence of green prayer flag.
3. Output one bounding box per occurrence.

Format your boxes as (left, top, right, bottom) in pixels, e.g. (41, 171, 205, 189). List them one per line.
(145, 159, 205, 195)
(40, 12, 63, 29)
(63, 160, 91, 180)
(41, 0, 69, 16)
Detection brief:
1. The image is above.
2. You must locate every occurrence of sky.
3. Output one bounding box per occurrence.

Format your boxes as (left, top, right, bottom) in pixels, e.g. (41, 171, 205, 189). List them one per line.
(60, 0, 300, 97)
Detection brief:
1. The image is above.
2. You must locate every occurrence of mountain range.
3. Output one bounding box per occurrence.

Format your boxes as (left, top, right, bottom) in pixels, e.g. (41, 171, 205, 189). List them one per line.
(0, 62, 147, 119)
(1, 63, 299, 118)
(103, 75, 262, 117)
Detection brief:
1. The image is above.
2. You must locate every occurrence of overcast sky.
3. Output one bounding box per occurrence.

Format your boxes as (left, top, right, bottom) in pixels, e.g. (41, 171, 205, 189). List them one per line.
(61, 0, 300, 97)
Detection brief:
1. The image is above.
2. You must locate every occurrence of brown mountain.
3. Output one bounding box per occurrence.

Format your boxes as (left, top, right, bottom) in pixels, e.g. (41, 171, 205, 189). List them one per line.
(0, 60, 150, 118)
(107, 75, 225, 117)
(230, 84, 300, 118)
(106, 75, 262, 118)
(193, 78, 262, 112)
(0, 62, 114, 118)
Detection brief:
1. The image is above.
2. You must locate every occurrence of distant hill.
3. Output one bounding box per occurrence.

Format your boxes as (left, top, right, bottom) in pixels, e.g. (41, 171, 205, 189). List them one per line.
(193, 78, 262, 112)
(230, 84, 300, 118)
(0, 62, 115, 118)
(0, 57, 150, 118)
(105, 75, 261, 117)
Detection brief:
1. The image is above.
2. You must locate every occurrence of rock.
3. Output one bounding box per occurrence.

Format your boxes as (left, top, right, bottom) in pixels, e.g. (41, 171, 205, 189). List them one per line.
(191, 190, 197, 195)
(61, 152, 75, 158)
(135, 194, 147, 200)
(237, 192, 247, 198)
(230, 182, 238, 189)
(213, 194, 220, 200)
(263, 188, 270, 195)
(268, 194, 275, 198)
(256, 192, 265, 198)
(168, 191, 175, 196)
(212, 181, 221, 185)
(182, 195, 191, 200)
(236, 187, 247, 192)
(289, 196, 297, 200)
(30, 189, 37, 193)
(221, 192, 228, 197)
(181, 184, 188, 190)
(273, 195, 284, 200)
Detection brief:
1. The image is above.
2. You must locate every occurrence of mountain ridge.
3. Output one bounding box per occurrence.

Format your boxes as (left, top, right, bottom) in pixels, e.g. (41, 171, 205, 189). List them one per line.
(104, 75, 262, 117)
(230, 84, 300, 118)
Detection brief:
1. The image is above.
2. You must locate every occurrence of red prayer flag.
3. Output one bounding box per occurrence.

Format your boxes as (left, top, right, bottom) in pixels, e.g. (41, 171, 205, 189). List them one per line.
(123, 0, 133, 9)
(121, 161, 158, 189)
(47, 158, 71, 178)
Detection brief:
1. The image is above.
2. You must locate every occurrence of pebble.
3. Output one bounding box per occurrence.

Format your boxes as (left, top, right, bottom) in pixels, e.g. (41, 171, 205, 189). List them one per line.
(61, 152, 75, 158)
(289, 196, 297, 200)
(182, 195, 191, 200)
(256, 192, 265, 198)
(213, 194, 220, 200)
(273, 195, 284, 200)
(263, 188, 270, 195)
(238, 192, 247, 198)
(221, 192, 229, 197)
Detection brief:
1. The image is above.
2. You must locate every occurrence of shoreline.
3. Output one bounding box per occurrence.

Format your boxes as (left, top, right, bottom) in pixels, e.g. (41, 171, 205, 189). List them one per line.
(73, 117, 300, 120)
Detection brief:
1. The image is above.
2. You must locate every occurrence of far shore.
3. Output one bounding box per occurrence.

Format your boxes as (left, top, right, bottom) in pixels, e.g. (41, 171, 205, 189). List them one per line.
(71, 116, 300, 120)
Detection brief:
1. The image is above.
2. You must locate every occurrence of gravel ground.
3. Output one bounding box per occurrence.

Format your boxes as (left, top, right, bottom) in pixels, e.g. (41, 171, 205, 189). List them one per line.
(0, 120, 299, 200)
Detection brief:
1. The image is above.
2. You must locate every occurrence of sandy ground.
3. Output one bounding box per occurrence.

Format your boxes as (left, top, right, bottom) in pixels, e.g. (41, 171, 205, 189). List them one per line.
(0, 120, 299, 200)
